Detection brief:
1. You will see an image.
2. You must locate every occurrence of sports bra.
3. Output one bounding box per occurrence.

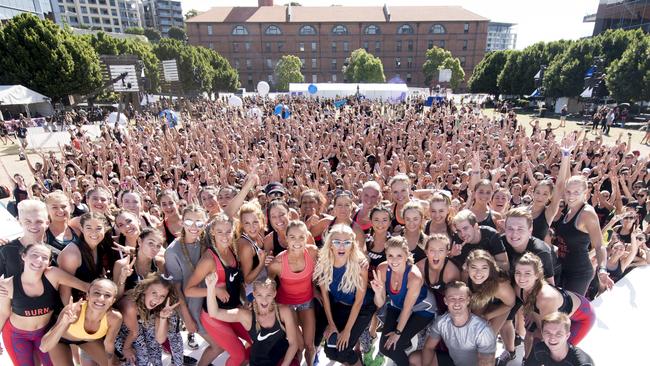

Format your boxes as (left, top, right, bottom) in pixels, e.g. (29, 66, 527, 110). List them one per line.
(65, 301, 109, 340)
(12, 273, 60, 317)
(478, 209, 497, 229)
(45, 227, 80, 253)
(163, 220, 177, 245)
(352, 209, 373, 234)
(519, 286, 573, 315)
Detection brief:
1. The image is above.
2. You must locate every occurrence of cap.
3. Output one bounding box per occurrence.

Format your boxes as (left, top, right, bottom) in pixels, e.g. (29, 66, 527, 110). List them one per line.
(265, 182, 286, 196)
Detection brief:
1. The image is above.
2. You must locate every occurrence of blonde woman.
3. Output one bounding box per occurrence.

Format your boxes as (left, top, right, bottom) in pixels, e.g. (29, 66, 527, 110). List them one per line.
(44, 191, 80, 259)
(313, 224, 376, 366)
(401, 201, 428, 263)
(236, 201, 274, 301)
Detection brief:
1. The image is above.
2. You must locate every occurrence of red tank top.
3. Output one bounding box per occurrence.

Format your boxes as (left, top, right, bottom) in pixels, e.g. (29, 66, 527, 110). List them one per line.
(275, 249, 315, 305)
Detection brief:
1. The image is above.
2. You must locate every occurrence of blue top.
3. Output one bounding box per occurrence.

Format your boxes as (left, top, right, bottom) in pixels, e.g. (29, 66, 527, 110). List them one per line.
(386, 265, 436, 316)
(329, 265, 373, 305)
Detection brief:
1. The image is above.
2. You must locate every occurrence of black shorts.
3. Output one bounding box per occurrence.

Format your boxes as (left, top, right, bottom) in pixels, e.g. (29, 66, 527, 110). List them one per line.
(60, 337, 88, 346)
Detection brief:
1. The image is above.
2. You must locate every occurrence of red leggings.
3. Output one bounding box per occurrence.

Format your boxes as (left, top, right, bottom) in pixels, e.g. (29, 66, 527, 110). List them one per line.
(201, 311, 251, 366)
(2, 319, 53, 366)
(568, 294, 596, 345)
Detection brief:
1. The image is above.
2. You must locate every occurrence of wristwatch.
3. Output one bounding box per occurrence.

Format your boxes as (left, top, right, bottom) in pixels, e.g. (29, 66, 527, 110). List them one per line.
(395, 329, 402, 335)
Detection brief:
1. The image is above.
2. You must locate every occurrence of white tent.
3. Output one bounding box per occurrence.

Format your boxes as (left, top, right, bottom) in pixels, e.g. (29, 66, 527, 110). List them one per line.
(289, 83, 408, 101)
(0, 85, 54, 118)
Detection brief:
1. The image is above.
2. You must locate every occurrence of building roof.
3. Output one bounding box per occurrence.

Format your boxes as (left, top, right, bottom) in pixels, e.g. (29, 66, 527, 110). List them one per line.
(186, 5, 489, 23)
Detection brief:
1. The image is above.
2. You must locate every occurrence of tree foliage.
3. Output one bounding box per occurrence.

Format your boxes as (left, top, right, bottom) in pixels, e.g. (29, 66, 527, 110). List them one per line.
(422, 46, 464, 88)
(606, 36, 650, 102)
(274, 55, 304, 91)
(184, 9, 199, 20)
(194, 46, 240, 93)
(167, 26, 187, 42)
(343, 49, 385, 83)
(144, 27, 162, 43)
(124, 27, 144, 35)
(0, 13, 103, 100)
(468, 50, 510, 95)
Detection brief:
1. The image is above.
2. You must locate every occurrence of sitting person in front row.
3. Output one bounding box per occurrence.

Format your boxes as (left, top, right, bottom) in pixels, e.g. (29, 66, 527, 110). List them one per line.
(526, 312, 594, 366)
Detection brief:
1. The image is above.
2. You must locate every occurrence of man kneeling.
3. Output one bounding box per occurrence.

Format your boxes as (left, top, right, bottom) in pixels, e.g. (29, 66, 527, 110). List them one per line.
(526, 312, 594, 366)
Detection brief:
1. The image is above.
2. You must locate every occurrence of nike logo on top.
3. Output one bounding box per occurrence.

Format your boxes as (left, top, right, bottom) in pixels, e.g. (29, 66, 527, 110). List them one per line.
(257, 329, 280, 341)
(229, 273, 237, 282)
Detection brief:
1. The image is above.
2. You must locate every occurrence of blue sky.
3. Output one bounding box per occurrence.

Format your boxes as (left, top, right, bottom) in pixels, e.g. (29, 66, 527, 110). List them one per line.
(180, 0, 599, 50)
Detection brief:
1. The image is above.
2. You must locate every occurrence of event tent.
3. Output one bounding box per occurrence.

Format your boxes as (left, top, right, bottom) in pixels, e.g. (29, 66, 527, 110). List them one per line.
(0, 85, 54, 118)
(289, 83, 408, 101)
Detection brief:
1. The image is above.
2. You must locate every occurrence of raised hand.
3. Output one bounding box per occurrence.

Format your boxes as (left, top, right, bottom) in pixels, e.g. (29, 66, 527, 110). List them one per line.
(61, 297, 82, 325)
(369, 269, 384, 293)
(205, 271, 218, 288)
(159, 298, 180, 319)
(112, 243, 136, 257)
(0, 274, 12, 297)
(119, 256, 136, 284)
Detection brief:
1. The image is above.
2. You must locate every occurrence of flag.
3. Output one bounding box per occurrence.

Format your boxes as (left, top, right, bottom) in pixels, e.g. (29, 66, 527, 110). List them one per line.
(334, 99, 347, 108)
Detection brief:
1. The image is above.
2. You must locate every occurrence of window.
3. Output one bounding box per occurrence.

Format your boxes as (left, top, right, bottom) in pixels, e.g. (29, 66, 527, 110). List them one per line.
(407, 40, 413, 51)
(331, 42, 337, 52)
(111, 9, 116, 16)
(266, 59, 273, 69)
(397, 24, 414, 35)
(209, 43, 214, 49)
(364, 25, 380, 35)
(234, 59, 240, 69)
(80, 6, 87, 13)
(464, 23, 469, 33)
(278, 42, 284, 52)
(233, 42, 240, 52)
(439, 40, 446, 49)
(247, 75, 253, 87)
(299, 42, 305, 52)
(311, 59, 317, 68)
(232, 25, 249, 35)
(406, 73, 412, 83)
(100, 8, 108, 15)
(396, 40, 402, 52)
(407, 56, 413, 69)
(343, 41, 349, 52)
(245, 42, 251, 51)
(332, 74, 337, 82)
(207, 25, 213, 35)
(265, 25, 282, 35)
(113, 18, 119, 25)
(331, 25, 348, 35)
(462, 40, 468, 51)
(102, 18, 110, 24)
(312, 75, 317, 83)
(428, 39, 434, 49)
(299, 25, 317, 35)
(331, 59, 337, 70)
(82, 16, 89, 22)
(300, 58, 306, 69)
(430, 24, 446, 34)
(311, 42, 317, 51)
(265, 42, 271, 52)
(395, 57, 401, 68)
(90, 8, 98, 14)
(246, 59, 252, 70)
(375, 41, 381, 52)
(268, 74, 273, 83)
(460, 56, 466, 67)
(363, 41, 369, 51)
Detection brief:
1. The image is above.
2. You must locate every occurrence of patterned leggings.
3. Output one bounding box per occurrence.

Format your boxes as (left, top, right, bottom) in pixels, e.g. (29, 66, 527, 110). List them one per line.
(1, 320, 53, 366)
(114, 313, 183, 366)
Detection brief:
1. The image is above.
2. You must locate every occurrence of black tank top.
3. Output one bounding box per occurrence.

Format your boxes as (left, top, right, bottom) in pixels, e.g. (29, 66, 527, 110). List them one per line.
(613, 226, 632, 244)
(241, 233, 261, 269)
(606, 259, 623, 283)
(409, 232, 427, 263)
(594, 205, 611, 228)
(247, 310, 289, 366)
(12, 273, 61, 317)
(45, 227, 80, 255)
(520, 286, 573, 315)
(390, 204, 405, 232)
(72, 240, 105, 299)
(164, 220, 177, 245)
(478, 209, 497, 229)
(124, 259, 159, 292)
(204, 246, 242, 310)
(552, 204, 592, 273)
(532, 208, 549, 240)
(272, 231, 286, 256)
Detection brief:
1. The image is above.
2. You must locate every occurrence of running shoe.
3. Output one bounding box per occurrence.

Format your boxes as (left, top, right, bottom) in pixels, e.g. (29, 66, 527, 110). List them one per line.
(495, 349, 516, 366)
(183, 355, 198, 365)
(187, 333, 199, 350)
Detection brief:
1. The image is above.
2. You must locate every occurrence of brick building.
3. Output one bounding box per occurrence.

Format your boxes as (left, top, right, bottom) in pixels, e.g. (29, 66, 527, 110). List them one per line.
(186, 1, 488, 91)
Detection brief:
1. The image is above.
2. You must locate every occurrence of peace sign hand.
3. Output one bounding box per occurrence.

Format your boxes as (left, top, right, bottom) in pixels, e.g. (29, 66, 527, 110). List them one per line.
(159, 298, 180, 319)
(61, 296, 82, 325)
(369, 270, 384, 293)
(112, 243, 136, 257)
(119, 256, 137, 284)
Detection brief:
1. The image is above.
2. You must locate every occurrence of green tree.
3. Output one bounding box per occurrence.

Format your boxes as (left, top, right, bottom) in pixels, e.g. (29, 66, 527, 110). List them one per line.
(343, 49, 385, 83)
(274, 55, 304, 91)
(167, 26, 187, 42)
(0, 14, 103, 101)
(606, 36, 650, 102)
(144, 27, 161, 43)
(543, 39, 600, 97)
(185, 9, 199, 20)
(124, 27, 144, 35)
(194, 46, 240, 93)
(468, 50, 510, 95)
(422, 46, 464, 89)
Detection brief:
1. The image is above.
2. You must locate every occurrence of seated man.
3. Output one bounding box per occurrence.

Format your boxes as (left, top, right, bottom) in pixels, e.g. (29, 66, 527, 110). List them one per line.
(420, 281, 496, 366)
(527, 312, 594, 366)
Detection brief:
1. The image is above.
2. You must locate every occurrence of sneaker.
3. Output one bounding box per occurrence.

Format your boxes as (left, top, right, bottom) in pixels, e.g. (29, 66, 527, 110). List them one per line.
(183, 355, 198, 365)
(495, 350, 516, 366)
(187, 333, 199, 350)
(514, 334, 524, 347)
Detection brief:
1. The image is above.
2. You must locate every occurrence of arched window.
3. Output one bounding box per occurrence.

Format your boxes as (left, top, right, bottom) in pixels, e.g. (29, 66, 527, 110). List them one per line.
(299, 25, 317, 35)
(397, 24, 414, 35)
(331, 24, 349, 35)
(430, 24, 446, 34)
(364, 25, 381, 35)
(265, 25, 282, 35)
(231, 25, 249, 35)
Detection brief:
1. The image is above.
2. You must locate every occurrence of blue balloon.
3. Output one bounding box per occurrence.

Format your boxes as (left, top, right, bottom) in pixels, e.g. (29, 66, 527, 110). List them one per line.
(308, 84, 318, 94)
(273, 104, 283, 115)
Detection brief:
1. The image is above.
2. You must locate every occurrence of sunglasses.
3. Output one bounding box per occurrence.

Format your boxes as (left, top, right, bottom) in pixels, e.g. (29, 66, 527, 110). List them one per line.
(331, 239, 354, 248)
(636, 236, 646, 241)
(183, 219, 206, 228)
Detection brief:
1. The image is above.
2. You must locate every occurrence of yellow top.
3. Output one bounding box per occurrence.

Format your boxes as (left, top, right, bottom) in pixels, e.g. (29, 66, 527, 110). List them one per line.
(66, 301, 109, 340)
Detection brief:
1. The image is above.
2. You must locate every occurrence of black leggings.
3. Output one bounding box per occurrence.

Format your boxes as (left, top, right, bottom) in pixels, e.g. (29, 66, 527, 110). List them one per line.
(323, 301, 377, 364)
(379, 306, 434, 366)
(557, 268, 594, 297)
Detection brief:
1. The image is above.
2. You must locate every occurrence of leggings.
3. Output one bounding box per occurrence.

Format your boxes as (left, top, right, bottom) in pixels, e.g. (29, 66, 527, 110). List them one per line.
(568, 294, 596, 345)
(323, 301, 377, 364)
(2, 319, 53, 366)
(379, 306, 435, 366)
(201, 311, 252, 366)
(557, 268, 594, 297)
(114, 313, 184, 366)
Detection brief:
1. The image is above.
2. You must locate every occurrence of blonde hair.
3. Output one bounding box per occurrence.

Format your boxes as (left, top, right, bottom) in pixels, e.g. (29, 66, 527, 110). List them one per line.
(388, 174, 411, 189)
(45, 190, 69, 205)
(286, 220, 308, 237)
(235, 201, 265, 240)
(505, 206, 533, 228)
(425, 233, 451, 250)
(385, 236, 414, 265)
(453, 209, 478, 226)
(251, 279, 283, 332)
(566, 175, 588, 192)
(542, 311, 571, 333)
(206, 212, 238, 259)
(18, 199, 48, 219)
(313, 224, 364, 294)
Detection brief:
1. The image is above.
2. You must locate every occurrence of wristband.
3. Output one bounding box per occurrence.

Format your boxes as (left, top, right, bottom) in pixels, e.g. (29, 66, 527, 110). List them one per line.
(598, 266, 607, 274)
(561, 149, 571, 157)
(394, 329, 402, 336)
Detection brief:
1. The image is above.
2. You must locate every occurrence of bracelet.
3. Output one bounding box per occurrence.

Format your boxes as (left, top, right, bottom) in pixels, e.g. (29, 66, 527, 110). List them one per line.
(598, 266, 607, 274)
(561, 149, 571, 157)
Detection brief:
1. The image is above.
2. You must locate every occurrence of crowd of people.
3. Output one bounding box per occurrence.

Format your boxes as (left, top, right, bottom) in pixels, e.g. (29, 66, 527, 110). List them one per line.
(0, 95, 647, 366)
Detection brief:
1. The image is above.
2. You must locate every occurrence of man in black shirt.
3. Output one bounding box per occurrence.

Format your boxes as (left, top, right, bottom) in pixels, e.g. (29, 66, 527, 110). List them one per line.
(0, 200, 49, 278)
(527, 312, 594, 366)
(452, 210, 508, 270)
